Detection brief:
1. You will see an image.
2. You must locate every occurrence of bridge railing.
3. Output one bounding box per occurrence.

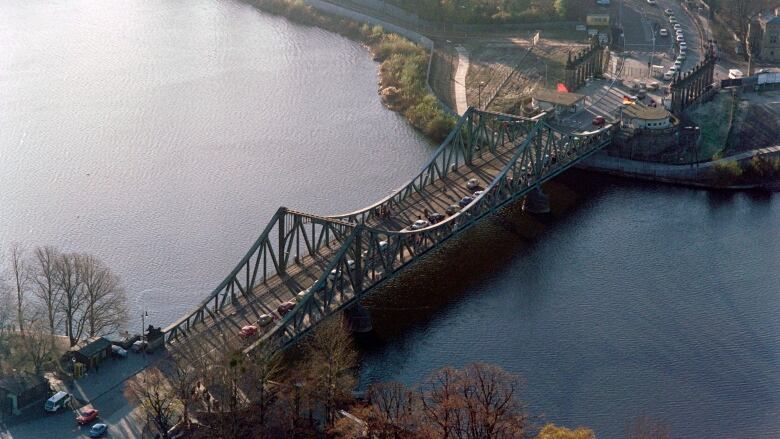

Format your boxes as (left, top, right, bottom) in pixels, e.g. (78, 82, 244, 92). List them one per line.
(165, 108, 613, 349)
(328, 108, 542, 224)
(243, 120, 614, 351)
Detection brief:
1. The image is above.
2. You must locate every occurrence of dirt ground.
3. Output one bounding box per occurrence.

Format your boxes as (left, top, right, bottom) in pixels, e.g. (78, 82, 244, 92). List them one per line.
(463, 35, 588, 114)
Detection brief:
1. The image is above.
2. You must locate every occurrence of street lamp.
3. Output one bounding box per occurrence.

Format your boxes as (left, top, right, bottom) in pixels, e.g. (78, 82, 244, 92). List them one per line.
(478, 81, 485, 109)
(141, 309, 148, 357)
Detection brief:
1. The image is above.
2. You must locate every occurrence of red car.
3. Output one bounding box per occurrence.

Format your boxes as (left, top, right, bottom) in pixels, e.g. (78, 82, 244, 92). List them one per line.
(238, 325, 258, 338)
(277, 301, 296, 316)
(76, 408, 99, 425)
(592, 116, 606, 126)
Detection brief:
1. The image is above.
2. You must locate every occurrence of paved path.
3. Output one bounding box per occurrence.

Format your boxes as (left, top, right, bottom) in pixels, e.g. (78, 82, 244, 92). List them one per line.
(454, 45, 470, 115)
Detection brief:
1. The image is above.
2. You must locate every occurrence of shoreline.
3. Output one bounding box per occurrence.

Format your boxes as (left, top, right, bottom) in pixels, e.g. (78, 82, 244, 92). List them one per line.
(245, 0, 455, 142)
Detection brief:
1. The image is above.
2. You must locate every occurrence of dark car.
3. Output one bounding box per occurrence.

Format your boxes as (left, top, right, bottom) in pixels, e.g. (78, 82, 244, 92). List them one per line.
(427, 213, 445, 224)
(445, 204, 461, 215)
(277, 301, 296, 316)
(458, 196, 474, 207)
(76, 408, 99, 425)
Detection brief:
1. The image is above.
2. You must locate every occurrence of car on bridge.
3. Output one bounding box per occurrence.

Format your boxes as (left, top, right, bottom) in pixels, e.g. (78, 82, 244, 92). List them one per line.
(466, 178, 481, 191)
(258, 314, 274, 326)
(427, 213, 445, 224)
(89, 423, 108, 437)
(76, 408, 99, 425)
(592, 116, 606, 127)
(239, 325, 258, 338)
(445, 204, 461, 215)
(458, 196, 474, 207)
(410, 219, 430, 230)
(277, 301, 296, 316)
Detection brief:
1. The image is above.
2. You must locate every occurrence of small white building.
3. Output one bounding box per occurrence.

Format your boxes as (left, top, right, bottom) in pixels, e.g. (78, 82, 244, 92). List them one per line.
(621, 104, 674, 130)
(531, 89, 586, 115)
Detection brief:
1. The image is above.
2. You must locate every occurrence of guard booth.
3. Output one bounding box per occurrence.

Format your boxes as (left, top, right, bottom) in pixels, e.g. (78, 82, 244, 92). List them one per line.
(69, 336, 112, 371)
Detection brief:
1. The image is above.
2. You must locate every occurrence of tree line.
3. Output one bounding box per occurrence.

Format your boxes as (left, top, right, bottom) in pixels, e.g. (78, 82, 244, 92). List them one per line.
(124, 317, 670, 439)
(0, 243, 128, 374)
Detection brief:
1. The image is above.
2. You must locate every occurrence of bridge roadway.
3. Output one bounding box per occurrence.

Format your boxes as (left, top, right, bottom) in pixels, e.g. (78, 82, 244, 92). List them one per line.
(164, 108, 614, 363)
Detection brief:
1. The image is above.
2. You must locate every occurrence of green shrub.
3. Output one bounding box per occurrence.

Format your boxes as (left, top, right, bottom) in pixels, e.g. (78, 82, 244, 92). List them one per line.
(712, 160, 743, 186)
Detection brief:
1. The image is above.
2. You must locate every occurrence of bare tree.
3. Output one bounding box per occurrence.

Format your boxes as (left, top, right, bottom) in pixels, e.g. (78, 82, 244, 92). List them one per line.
(365, 381, 418, 438)
(31, 246, 63, 336)
(15, 309, 56, 375)
(55, 252, 86, 346)
(78, 253, 127, 337)
(304, 318, 358, 426)
(626, 415, 671, 439)
(419, 366, 461, 439)
(457, 363, 529, 439)
(0, 282, 14, 370)
(248, 341, 283, 429)
(125, 368, 181, 439)
(8, 243, 30, 336)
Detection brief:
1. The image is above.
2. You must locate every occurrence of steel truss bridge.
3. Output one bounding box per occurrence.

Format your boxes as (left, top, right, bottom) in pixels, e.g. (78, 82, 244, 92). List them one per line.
(162, 108, 613, 358)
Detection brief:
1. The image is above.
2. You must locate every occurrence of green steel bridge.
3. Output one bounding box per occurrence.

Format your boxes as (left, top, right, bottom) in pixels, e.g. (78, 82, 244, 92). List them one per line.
(162, 108, 613, 358)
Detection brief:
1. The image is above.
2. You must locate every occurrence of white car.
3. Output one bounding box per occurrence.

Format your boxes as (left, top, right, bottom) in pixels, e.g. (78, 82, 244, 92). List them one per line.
(410, 219, 430, 230)
(257, 313, 274, 326)
(669, 17, 678, 24)
(676, 34, 685, 42)
(111, 345, 127, 358)
(659, 28, 669, 37)
(646, 0, 657, 4)
(673, 23, 682, 30)
(679, 42, 688, 50)
(663, 70, 675, 80)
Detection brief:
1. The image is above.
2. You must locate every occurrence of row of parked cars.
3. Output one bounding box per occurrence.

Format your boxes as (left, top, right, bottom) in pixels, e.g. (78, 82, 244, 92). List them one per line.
(662, 8, 688, 80)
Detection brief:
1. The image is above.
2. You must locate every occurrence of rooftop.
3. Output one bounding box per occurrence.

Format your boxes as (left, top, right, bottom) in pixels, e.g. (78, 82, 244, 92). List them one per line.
(71, 336, 112, 358)
(622, 103, 671, 120)
(532, 89, 585, 107)
(0, 373, 47, 395)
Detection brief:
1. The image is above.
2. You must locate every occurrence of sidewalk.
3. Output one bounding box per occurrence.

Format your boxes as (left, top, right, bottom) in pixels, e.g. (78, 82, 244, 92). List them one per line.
(454, 46, 470, 115)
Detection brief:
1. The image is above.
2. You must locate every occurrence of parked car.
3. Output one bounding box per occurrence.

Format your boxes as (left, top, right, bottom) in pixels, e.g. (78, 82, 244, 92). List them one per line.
(674, 60, 683, 69)
(277, 301, 296, 316)
(664, 8, 673, 15)
(110, 345, 127, 358)
(427, 212, 445, 224)
(659, 28, 668, 37)
(458, 196, 474, 207)
(663, 70, 675, 80)
(89, 423, 108, 438)
(673, 23, 682, 30)
(410, 219, 430, 230)
(676, 34, 685, 42)
(238, 325, 258, 338)
(646, 0, 656, 4)
(258, 314, 274, 326)
(131, 340, 147, 353)
(592, 116, 606, 126)
(466, 178, 480, 191)
(679, 42, 687, 50)
(76, 408, 99, 425)
(445, 204, 461, 215)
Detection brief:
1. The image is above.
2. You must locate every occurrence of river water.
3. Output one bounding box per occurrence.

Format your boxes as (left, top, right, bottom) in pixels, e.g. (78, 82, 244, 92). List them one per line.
(1, 1, 778, 438)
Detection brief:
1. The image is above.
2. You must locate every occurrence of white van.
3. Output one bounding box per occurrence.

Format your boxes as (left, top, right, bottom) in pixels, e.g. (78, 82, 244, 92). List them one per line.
(44, 391, 71, 412)
(728, 69, 744, 79)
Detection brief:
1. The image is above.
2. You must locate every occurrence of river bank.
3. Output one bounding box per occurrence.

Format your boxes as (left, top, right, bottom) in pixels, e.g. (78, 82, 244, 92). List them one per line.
(245, 0, 455, 141)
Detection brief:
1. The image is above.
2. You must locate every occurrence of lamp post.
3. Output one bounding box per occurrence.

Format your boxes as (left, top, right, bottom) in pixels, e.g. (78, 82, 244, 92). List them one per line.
(141, 309, 148, 357)
(478, 81, 485, 109)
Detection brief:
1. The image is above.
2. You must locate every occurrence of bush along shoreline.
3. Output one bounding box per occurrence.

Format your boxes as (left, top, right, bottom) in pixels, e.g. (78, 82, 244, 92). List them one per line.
(247, 0, 456, 142)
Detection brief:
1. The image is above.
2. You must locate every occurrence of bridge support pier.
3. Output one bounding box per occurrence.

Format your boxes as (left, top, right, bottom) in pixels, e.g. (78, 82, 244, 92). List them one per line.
(522, 187, 550, 214)
(343, 302, 373, 333)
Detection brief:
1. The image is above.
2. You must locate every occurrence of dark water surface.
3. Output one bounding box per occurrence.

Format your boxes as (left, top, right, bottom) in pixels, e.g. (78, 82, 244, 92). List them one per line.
(358, 174, 780, 438)
(1, 1, 778, 437)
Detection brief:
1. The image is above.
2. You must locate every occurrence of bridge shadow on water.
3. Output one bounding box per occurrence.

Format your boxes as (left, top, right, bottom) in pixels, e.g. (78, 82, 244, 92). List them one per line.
(352, 170, 624, 355)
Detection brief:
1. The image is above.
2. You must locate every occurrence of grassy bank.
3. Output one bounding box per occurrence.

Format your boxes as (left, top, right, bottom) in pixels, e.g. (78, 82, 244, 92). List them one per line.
(247, 0, 456, 142)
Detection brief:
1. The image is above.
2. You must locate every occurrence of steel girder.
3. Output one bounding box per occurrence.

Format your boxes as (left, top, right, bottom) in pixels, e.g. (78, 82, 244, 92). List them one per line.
(164, 107, 614, 354)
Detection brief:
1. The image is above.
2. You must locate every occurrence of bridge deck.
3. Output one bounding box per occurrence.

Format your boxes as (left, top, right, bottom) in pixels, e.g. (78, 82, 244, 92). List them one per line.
(169, 139, 522, 361)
